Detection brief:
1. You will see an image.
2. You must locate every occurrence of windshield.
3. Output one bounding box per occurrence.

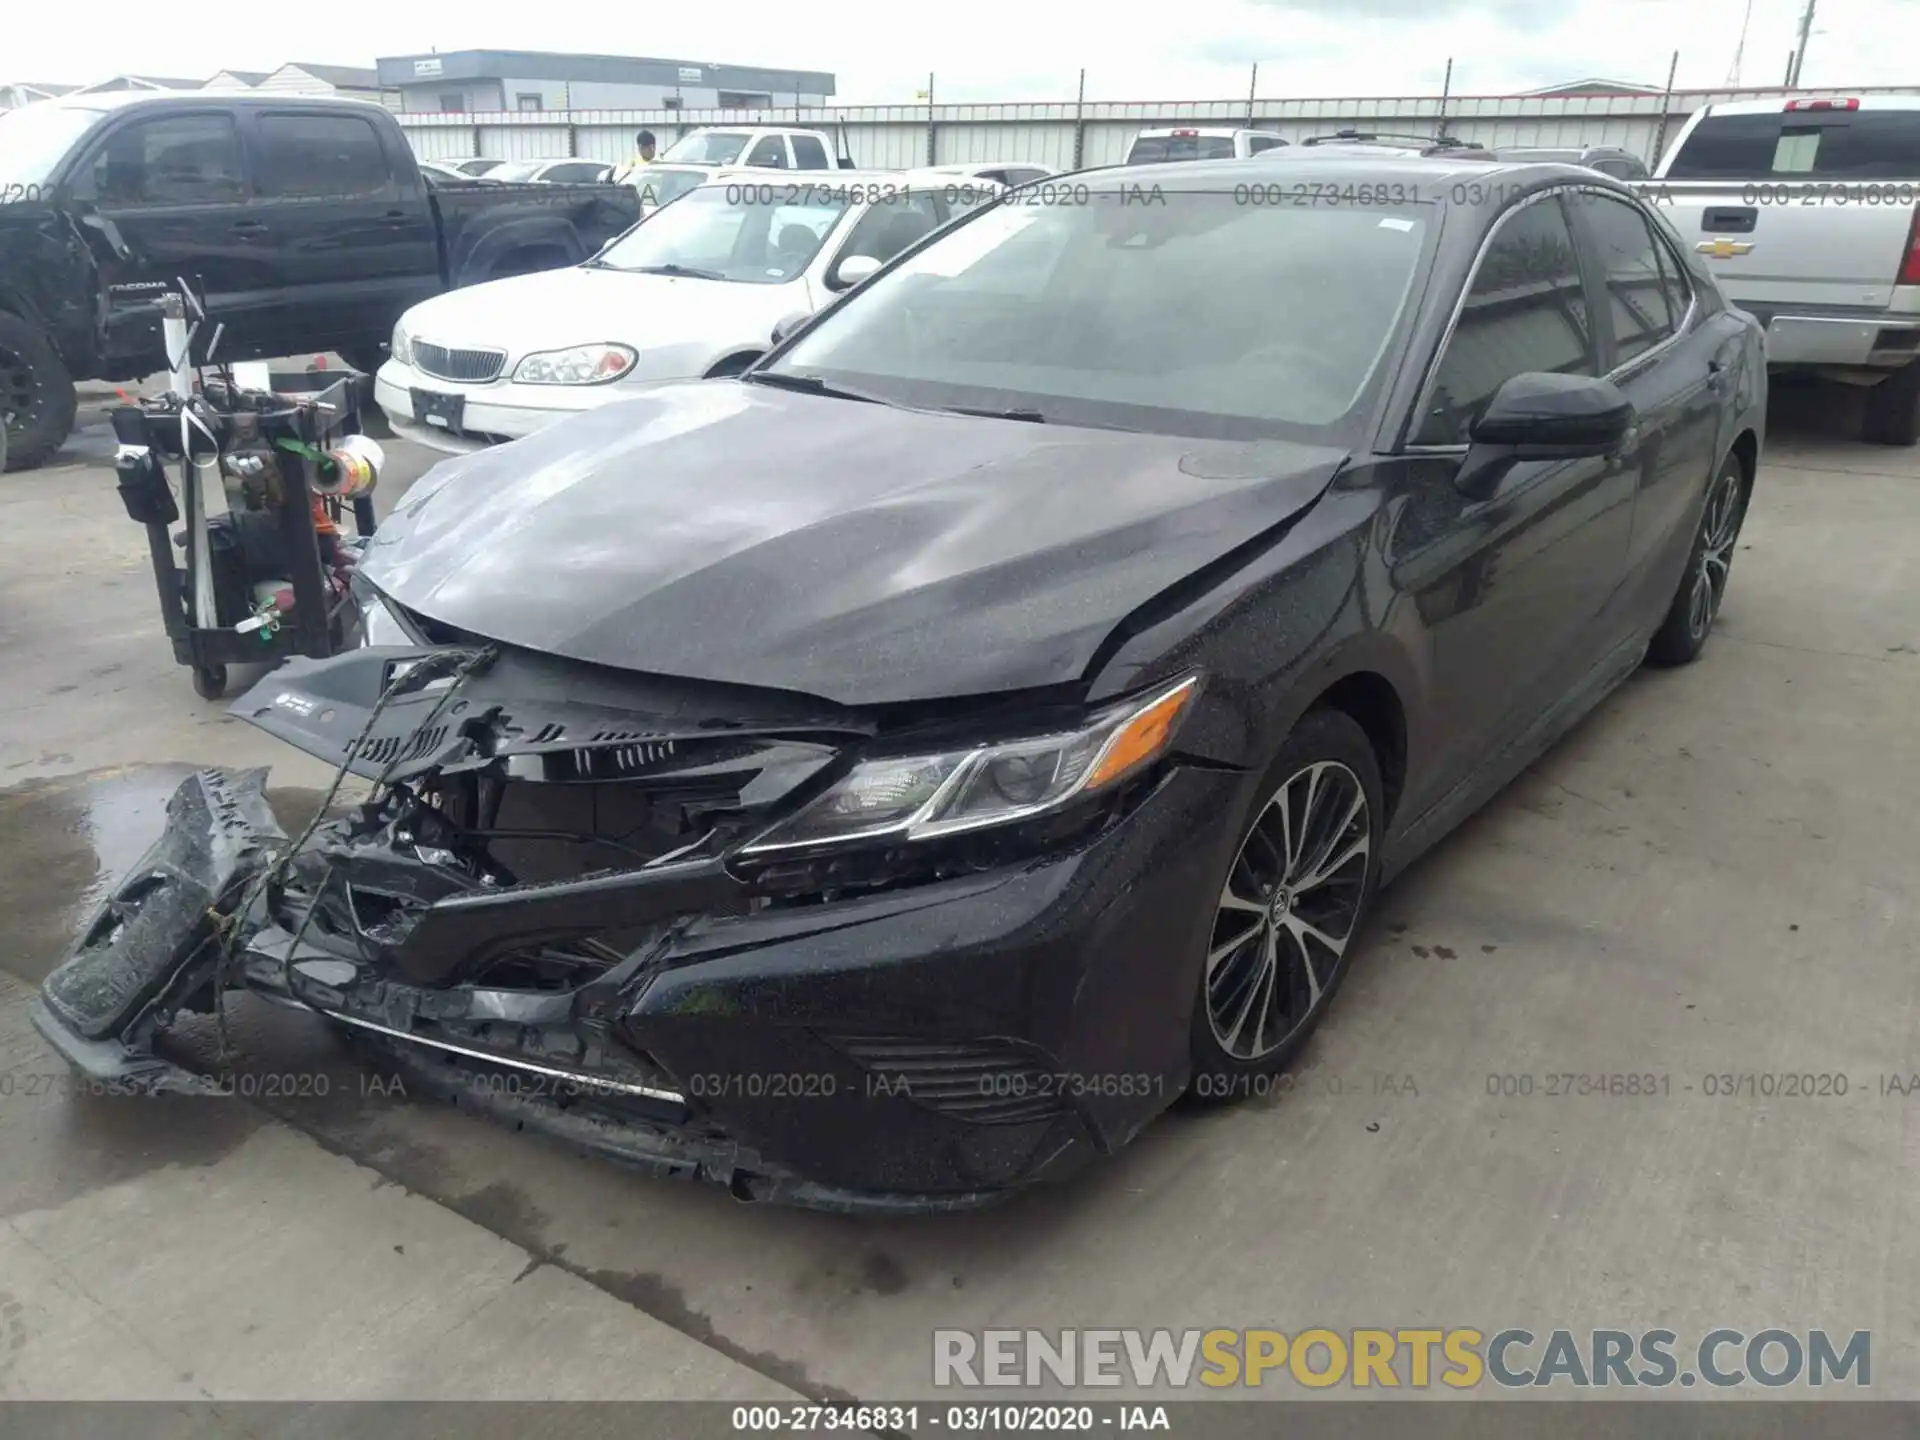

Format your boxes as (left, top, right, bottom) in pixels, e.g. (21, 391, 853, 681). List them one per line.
(636, 166, 711, 208)
(593, 183, 851, 282)
(766, 190, 1431, 440)
(662, 131, 752, 165)
(0, 104, 108, 191)
(1126, 135, 1237, 164)
(458, 158, 503, 175)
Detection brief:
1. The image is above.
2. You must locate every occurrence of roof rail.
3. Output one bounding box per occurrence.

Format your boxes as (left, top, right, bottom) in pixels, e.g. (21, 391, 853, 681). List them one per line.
(1301, 127, 1485, 153)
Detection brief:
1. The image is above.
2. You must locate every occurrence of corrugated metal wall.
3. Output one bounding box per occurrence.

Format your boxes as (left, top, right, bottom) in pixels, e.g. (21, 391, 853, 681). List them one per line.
(394, 83, 1920, 170)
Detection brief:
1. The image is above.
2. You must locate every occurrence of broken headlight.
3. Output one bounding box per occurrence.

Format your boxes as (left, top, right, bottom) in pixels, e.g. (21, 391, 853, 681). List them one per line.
(740, 675, 1197, 856)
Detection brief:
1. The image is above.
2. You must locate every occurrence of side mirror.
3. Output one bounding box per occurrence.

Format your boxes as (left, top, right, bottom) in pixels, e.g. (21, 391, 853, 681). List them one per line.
(828, 253, 883, 292)
(1470, 372, 1635, 456)
(770, 311, 812, 347)
(1457, 372, 1635, 498)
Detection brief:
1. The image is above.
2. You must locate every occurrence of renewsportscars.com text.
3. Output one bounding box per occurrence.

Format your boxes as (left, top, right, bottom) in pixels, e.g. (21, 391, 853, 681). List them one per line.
(933, 1327, 1870, 1390)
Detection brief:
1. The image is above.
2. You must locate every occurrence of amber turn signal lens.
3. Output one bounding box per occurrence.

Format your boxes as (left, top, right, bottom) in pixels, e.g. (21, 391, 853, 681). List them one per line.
(1083, 678, 1198, 792)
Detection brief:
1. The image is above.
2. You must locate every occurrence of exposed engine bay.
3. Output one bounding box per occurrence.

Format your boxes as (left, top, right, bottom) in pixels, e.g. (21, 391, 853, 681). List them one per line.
(31, 638, 1174, 1211)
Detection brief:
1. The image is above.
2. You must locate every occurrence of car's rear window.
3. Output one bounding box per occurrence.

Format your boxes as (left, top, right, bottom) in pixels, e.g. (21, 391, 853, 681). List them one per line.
(1126, 135, 1237, 164)
(1666, 110, 1920, 179)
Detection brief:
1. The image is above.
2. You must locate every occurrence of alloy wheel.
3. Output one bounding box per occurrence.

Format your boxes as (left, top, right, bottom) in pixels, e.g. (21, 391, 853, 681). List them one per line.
(1206, 760, 1371, 1061)
(1687, 465, 1744, 641)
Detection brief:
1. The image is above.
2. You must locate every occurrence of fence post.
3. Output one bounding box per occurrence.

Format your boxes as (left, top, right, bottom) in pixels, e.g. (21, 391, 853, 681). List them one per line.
(1073, 68, 1086, 169)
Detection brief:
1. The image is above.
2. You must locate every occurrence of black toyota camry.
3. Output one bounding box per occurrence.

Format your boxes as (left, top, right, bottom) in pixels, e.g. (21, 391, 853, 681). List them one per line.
(34, 153, 1765, 1211)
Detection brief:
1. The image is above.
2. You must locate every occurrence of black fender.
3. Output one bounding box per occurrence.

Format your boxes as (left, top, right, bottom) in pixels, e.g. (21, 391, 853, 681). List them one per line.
(0, 205, 105, 376)
(446, 213, 585, 286)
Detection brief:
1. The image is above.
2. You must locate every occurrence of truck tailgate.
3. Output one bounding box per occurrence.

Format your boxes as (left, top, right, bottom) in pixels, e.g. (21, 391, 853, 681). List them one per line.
(1644, 180, 1916, 310)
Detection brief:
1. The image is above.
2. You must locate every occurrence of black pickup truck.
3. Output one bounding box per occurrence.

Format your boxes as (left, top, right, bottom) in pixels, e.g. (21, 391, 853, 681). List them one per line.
(0, 92, 642, 470)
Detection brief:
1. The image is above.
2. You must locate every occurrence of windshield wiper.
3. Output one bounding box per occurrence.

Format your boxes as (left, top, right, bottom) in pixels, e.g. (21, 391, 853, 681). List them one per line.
(631, 263, 726, 280)
(933, 404, 1049, 423)
(741, 371, 889, 405)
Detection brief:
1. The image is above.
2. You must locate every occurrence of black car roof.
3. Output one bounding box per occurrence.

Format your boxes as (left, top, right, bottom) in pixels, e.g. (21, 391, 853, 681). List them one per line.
(41, 90, 389, 115)
(1081, 153, 1634, 200)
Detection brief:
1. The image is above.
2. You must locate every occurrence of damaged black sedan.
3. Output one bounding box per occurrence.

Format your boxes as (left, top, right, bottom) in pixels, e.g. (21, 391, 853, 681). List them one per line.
(33, 155, 1765, 1210)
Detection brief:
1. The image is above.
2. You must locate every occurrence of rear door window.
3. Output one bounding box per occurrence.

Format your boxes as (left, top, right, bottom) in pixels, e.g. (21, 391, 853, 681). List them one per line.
(1579, 193, 1678, 367)
(255, 113, 393, 198)
(1666, 109, 1920, 179)
(790, 134, 830, 169)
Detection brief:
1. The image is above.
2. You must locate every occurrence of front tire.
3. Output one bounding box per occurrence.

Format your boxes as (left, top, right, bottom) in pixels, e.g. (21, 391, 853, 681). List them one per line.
(1647, 451, 1749, 668)
(0, 311, 78, 473)
(1188, 707, 1383, 1099)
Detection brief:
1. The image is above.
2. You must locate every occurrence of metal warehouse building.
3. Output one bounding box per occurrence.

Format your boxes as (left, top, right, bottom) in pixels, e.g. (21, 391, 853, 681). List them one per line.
(375, 50, 836, 114)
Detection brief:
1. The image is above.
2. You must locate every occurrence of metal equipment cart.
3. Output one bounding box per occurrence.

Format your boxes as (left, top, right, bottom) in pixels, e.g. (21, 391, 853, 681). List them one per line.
(113, 367, 382, 700)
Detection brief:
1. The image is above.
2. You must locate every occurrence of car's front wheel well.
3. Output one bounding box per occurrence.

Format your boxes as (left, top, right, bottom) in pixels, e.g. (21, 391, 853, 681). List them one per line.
(1307, 672, 1407, 823)
(704, 350, 763, 378)
(1729, 427, 1759, 486)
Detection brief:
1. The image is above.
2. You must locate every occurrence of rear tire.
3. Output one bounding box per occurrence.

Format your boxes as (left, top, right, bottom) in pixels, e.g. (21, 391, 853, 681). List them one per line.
(1187, 708, 1383, 1101)
(1863, 357, 1920, 446)
(0, 311, 78, 473)
(1647, 451, 1749, 667)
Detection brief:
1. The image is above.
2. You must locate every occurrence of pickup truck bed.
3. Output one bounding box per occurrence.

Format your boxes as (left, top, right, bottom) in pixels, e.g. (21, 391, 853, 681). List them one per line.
(0, 91, 641, 470)
(1644, 95, 1920, 444)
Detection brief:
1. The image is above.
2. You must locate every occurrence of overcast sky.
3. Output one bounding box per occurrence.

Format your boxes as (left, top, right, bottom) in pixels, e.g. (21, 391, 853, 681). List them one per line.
(9, 0, 1909, 103)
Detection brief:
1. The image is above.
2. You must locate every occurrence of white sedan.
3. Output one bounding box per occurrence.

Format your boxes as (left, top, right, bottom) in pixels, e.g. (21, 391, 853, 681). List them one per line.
(376, 169, 1002, 454)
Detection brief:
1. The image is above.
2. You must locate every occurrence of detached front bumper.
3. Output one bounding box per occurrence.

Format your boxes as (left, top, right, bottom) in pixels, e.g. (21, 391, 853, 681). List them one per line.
(32, 756, 1238, 1211)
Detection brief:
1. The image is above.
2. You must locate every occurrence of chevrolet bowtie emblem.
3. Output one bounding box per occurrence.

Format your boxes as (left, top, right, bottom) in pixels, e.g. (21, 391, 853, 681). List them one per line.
(1697, 239, 1754, 259)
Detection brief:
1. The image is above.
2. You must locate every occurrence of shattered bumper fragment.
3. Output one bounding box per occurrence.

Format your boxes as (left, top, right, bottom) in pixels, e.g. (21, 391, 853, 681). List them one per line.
(33, 647, 1231, 1210)
(32, 767, 287, 1095)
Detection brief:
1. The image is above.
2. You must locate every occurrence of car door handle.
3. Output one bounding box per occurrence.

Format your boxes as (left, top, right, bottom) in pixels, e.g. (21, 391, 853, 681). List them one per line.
(231, 218, 268, 237)
(380, 209, 410, 227)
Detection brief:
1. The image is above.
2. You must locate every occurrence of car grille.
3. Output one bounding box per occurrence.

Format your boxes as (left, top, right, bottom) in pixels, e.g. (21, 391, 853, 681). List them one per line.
(413, 341, 506, 384)
(827, 1036, 1068, 1125)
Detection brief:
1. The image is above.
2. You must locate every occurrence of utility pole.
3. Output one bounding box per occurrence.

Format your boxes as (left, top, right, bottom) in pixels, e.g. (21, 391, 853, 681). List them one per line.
(1650, 49, 1681, 170)
(1072, 68, 1086, 170)
(1789, 0, 1818, 86)
(1727, 0, 1755, 85)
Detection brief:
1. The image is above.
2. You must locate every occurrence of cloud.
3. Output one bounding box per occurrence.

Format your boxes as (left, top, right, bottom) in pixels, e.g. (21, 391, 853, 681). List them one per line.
(4, 0, 1908, 104)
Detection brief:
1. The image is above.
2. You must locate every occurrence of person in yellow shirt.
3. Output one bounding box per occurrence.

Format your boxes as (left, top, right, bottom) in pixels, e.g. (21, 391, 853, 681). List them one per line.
(612, 130, 657, 184)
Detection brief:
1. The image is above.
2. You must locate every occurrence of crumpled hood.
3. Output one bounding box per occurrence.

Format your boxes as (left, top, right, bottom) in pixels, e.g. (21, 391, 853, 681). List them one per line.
(362, 381, 1347, 706)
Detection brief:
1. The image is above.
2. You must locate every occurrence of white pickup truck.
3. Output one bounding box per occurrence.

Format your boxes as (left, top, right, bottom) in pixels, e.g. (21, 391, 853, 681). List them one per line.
(1646, 95, 1920, 443)
(633, 125, 857, 212)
